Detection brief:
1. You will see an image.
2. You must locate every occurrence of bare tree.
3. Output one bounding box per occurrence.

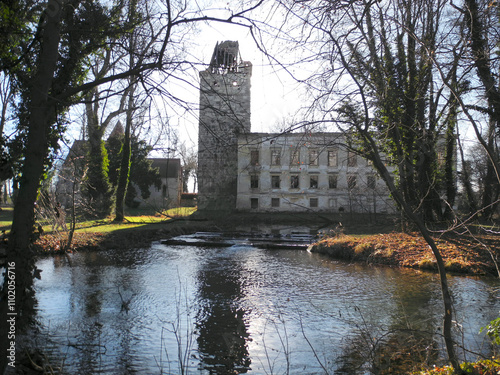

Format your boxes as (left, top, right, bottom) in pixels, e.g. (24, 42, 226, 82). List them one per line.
(0, 74, 15, 203)
(0, 2, 265, 367)
(269, 0, 469, 371)
(115, 0, 152, 221)
(82, 52, 129, 218)
(178, 141, 197, 193)
(460, 0, 500, 220)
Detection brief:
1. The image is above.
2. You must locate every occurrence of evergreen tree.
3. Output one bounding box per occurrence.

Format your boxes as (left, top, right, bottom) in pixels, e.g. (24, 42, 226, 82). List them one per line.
(107, 129, 161, 208)
(81, 139, 113, 218)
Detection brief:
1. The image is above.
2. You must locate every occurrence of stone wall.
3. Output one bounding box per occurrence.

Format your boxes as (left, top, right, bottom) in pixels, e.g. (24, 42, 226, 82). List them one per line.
(197, 61, 252, 211)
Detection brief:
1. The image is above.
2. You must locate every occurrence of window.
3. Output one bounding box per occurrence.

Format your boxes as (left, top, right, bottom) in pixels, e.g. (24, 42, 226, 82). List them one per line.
(310, 175, 318, 189)
(347, 175, 357, 190)
(271, 175, 281, 189)
(347, 151, 357, 167)
(290, 175, 300, 189)
(310, 198, 319, 208)
(250, 175, 259, 189)
(329, 198, 337, 209)
(309, 149, 319, 166)
(290, 149, 300, 165)
(271, 198, 280, 207)
(271, 149, 281, 166)
(367, 175, 376, 189)
(250, 150, 259, 165)
(328, 150, 338, 167)
(250, 198, 258, 209)
(328, 174, 338, 189)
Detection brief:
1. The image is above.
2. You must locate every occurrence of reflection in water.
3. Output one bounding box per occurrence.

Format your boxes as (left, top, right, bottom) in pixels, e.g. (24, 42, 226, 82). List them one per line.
(22, 243, 500, 374)
(79, 264, 104, 373)
(196, 252, 251, 373)
(335, 270, 440, 373)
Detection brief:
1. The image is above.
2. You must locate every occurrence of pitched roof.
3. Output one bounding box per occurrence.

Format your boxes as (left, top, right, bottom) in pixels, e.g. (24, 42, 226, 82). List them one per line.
(108, 121, 124, 139)
(149, 158, 181, 178)
(64, 140, 87, 164)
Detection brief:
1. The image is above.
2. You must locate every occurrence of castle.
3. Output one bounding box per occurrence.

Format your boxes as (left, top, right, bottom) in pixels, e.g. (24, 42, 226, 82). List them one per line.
(197, 41, 396, 214)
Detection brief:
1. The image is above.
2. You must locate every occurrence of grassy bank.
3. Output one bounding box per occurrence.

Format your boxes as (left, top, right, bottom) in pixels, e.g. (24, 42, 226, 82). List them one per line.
(0, 206, 202, 253)
(32, 207, 202, 253)
(311, 231, 500, 276)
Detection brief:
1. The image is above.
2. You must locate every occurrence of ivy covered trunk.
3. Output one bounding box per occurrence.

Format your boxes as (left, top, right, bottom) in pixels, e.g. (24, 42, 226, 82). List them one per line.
(464, 0, 500, 221)
(362, 132, 463, 374)
(84, 136, 113, 218)
(114, 4, 136, 221)
(84, 91, 113, 219)
(114, 110, 132, 222)
(0, 4, 62, 373)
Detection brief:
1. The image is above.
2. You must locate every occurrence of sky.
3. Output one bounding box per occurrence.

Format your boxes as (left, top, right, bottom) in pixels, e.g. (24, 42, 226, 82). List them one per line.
(157, 1, 307, 153)
(63, 0, 484, 159)
(63, 23, 300, 157)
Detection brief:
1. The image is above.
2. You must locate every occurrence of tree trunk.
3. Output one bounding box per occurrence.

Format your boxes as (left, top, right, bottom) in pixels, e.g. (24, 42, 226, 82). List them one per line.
(464, 0, 500, 220)
(114, 109, 132, 221)
(115, 2, 136, 222)
(443, 73, 459, 221)
(1, 4, 62, 373)
(481, 121, 500, 220)
(6, 0, 61, 289)
(63, 165, 78, 251)
(84, 90, 113, 218)
(364, 132, 463, 374)
(443, 124, 457, 220)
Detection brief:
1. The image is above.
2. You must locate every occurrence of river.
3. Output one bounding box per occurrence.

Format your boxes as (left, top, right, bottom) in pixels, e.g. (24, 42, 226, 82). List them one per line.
(19, 237, 500, 374)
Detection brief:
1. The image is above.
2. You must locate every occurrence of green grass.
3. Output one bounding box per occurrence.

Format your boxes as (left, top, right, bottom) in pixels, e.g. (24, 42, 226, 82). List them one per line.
(74, 222, 150, 233)
(163, 206, 197, 217)
(0, 205, 197, 234)
(73, 207, 197, 233)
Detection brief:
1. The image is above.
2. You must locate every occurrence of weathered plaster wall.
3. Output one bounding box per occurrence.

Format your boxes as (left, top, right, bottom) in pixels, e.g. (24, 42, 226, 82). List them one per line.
(237, 133, 397, 213)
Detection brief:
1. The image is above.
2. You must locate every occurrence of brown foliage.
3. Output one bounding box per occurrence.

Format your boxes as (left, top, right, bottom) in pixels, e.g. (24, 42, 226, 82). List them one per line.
(313, 232, 500, 276)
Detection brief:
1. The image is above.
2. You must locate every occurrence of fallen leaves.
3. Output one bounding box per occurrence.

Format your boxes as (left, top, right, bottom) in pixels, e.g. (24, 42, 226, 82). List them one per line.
(314, 232, 500, 276)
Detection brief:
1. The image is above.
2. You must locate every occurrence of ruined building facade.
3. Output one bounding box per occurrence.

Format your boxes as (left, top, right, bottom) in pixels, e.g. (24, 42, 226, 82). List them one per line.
(198, 42, 396, 214)
(237, 133, 396, 214)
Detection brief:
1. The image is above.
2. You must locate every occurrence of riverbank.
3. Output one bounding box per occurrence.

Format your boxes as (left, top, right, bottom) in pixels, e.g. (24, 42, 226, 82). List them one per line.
(9, 212, 500, 374)
(29, 212, 500, 277)
(310, 231, 500, 276)
(32, 218, 210, 253)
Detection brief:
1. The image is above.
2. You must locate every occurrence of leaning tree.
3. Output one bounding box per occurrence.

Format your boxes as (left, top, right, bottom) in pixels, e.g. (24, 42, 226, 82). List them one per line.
(0, 1, 264, 372)
(271, 0, 480, 372)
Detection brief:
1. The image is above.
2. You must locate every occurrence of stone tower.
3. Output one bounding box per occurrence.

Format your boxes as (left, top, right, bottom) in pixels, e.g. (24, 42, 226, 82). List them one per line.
(197, 41, 252, 211)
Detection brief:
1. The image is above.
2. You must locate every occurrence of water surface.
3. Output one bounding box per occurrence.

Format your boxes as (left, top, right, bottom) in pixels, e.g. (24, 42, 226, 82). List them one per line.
(24, 241, 500, 374)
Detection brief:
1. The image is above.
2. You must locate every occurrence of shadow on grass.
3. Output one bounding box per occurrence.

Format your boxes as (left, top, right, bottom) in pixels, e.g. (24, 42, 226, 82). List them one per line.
(0, 206, 13, 230)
